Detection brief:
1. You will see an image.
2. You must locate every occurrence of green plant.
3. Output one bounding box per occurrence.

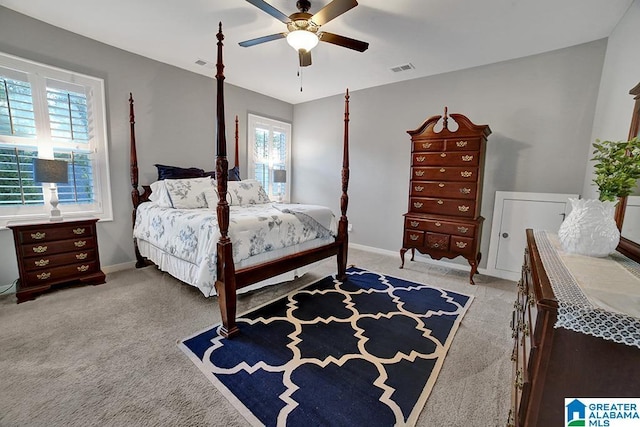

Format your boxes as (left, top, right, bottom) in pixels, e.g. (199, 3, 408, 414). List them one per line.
(592, 137, 640, 202)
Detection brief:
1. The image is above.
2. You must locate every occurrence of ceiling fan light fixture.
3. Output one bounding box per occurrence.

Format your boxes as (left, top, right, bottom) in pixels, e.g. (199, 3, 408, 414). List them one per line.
(286, 30, 319, 52)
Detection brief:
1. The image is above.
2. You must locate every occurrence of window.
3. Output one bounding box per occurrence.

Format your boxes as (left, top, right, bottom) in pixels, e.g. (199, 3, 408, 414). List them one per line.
(248, 114, 291, 202)
(0, 52, 112, 227)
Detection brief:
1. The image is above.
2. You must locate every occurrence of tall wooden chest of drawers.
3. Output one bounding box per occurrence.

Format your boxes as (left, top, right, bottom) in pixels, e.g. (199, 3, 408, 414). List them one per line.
(9, 218, 106, 303)
(400, 109, 491, 284)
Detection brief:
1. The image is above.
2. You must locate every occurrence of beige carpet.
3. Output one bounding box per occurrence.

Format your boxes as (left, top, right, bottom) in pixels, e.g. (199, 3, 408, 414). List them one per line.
(0, 248, 516, 427)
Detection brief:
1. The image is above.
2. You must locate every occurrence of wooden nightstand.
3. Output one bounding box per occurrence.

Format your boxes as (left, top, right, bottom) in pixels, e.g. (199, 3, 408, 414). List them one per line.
(9, 218, 106, 303)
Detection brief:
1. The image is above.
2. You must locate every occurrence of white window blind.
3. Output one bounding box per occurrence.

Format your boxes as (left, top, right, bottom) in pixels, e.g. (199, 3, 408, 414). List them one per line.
(0, 52, 112, 227)
(248, 114, 291, 203)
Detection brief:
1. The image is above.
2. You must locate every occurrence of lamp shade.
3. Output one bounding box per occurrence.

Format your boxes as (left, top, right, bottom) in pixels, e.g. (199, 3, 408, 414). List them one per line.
(33, 158, 69, 184)
(273, 169, 287, 183)
(286, 30, 319, 52)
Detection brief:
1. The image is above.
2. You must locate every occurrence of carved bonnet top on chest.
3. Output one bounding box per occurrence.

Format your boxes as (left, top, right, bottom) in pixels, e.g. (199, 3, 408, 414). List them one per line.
(407, 107, 492, 140)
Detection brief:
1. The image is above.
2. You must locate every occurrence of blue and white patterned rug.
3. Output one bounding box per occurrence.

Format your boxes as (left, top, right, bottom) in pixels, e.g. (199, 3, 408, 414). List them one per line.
(178, 267, 473, 427)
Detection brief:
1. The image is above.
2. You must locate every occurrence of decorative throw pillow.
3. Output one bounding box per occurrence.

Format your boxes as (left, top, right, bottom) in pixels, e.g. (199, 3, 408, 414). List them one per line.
(228, 179, 271, 205)
(149, 180, 172, 207)
(165, 177, 215, 209)
(154, 164, 206, 180)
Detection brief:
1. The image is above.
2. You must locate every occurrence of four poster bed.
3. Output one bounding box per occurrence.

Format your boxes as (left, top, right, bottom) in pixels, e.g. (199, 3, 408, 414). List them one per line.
(129, 23, 350, 338)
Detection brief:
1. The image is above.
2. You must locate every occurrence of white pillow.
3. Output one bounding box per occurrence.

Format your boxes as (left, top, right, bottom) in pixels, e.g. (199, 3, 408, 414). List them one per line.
(227, 179, 271, 205)
(164, 177, 215, 209)
(149, 180, 172, 207)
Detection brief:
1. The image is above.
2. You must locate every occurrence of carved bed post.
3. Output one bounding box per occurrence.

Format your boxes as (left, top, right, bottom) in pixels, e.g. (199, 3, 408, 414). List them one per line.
(129, 94, 147, 268)
(336, 90, 350, 280)
(235, 115, 240, 169)
(213, 23, 239, 338)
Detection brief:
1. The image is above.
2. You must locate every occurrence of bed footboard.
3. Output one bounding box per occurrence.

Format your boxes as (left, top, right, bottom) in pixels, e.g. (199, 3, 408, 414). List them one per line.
(212, 24, 350, 338)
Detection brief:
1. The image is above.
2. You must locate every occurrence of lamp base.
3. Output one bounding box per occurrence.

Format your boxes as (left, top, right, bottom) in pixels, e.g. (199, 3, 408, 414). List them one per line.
(49, 207, 63, 222)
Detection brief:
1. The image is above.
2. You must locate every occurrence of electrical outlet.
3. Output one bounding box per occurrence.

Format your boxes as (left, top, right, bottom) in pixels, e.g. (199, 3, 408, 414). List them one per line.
(348, 224, 353, 232)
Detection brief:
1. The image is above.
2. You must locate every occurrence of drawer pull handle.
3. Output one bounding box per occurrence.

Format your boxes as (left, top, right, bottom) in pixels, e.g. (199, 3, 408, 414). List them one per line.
(439, 168, 446, 173)
(415, 170, 425, 177)
(37, 272, 51, 280)
(456, 241, 468, 249)
(462, 155, 474, 162)
(458, 205, 470, 212)
(437, 200, 444, 205)
(416, 155, 426, 162)
(31, 232, 46, 240)
(432, 243, 440, 248)
(409, 234, 419, 241)
(414, 202, 424, 208)
(77, 265, 90, 272)
(422, 142, 432, 149)
(435, 222, 441, 227)
(34, 259, 50, 267)
(414, 185, 424, 192)
(457, 226, 469, 233)
(73, 228, 86, 235)
(456, 140, 468, 147)
(32, 246, 48, 253)
(438, 183, 445, 187)
(76, 253, 88, 260)
(460, 188, 471, 194)
(74, 240, 87, 248)
(461, 171, 473, 178)
(440, 153, 446, 157)
(410, 221, 420, 228)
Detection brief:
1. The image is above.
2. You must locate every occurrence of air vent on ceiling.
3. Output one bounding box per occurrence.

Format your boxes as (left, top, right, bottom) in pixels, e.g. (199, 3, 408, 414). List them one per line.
(194, 59, 215, 69)
(390, 63, 415, 73)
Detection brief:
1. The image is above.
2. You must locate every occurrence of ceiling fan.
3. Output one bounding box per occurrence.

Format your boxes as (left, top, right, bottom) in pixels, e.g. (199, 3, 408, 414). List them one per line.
(239, 0, 369, 67)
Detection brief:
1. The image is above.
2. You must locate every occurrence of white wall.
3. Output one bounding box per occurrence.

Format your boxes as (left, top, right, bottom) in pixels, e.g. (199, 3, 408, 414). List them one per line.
(293, 40, 607, 268)
(584, 0, 640, 199)
(0, 7, 293, 286)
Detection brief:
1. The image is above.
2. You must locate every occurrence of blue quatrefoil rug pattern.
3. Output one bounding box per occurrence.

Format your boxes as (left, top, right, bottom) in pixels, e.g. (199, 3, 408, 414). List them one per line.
(179, 267, 473, 427)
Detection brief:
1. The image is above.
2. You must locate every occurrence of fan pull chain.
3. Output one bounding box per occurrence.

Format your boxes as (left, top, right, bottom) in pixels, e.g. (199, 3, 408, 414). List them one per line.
(298, 68, 303, 92)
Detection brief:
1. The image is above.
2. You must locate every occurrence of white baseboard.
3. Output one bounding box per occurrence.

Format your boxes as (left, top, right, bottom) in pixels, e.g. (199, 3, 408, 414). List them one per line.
(349, 242, 491, 276)
(102, 261, 137, 274)
(0, 281, 17, 295)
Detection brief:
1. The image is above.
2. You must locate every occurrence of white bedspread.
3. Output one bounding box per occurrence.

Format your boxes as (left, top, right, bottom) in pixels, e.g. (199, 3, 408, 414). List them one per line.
(133, 202, 337, 296)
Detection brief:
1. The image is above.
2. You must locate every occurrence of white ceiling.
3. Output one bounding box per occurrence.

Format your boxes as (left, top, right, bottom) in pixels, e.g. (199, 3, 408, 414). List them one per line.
(0, 0, 634, 104)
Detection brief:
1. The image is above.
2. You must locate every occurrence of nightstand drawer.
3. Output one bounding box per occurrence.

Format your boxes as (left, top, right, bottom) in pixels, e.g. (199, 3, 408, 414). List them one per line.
(24, 249, 97, 271)
(21, 237, 97, 258)
(24, 260, 100, 286)
(17, 224, 94, 244)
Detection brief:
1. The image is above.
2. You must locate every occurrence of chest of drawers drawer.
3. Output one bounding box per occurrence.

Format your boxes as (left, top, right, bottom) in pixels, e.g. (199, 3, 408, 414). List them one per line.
(9, 218, 105, 303)
(410, 197, 475, 218)
(410, 181, 477, 199)
(412, 166, 478, 182)
(412, 151, 479, 166)
(405, 217, 476, 237)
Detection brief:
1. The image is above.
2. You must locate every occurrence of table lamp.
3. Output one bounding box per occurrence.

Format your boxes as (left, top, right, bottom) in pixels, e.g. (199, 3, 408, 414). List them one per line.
(273, 169, 286, 202)
(33, 158, 69, 222)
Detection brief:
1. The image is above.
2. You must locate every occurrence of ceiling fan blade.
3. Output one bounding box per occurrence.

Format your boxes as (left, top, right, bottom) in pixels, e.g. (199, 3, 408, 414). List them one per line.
(320, 32, 369, 52)
(311, 0, 358, 26)
(245, 0, 290, 24)
(239, 33, 287, 47)
(299, 50, 312, 67)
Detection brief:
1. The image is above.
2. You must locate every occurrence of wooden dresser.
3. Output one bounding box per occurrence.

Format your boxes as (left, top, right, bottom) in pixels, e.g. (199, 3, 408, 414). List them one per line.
(509, 229, 640, 426)
(9, 218, 106, 303)
(400, 109, 491, 284)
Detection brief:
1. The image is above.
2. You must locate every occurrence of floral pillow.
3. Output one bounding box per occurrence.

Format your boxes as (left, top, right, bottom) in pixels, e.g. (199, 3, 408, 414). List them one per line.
(227, 179, 271, 205)
(164, 177, 215, 209)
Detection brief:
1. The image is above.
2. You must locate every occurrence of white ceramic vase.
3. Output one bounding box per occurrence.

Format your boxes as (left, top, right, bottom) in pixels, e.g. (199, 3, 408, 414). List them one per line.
(557, 198, 620, 257)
